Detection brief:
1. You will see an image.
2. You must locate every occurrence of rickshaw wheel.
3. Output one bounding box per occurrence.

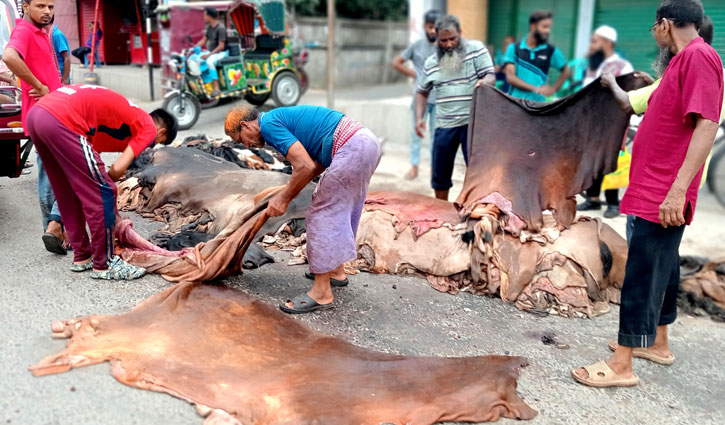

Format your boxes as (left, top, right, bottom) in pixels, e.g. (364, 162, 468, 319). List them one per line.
(245, 92, 270, 106)
(163, 93, 201, 131)
(272, 71, 301, 107)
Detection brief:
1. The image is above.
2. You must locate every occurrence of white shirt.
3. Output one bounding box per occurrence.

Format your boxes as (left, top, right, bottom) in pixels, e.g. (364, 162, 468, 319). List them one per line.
(583, 53, 634, 86)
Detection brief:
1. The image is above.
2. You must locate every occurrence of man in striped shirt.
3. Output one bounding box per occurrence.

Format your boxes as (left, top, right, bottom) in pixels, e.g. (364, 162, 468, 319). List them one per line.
(415, 14, 495, 201)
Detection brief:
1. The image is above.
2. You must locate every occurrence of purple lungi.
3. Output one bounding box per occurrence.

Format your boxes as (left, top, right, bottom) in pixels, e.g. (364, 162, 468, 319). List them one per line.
(306, 127, 382, 274)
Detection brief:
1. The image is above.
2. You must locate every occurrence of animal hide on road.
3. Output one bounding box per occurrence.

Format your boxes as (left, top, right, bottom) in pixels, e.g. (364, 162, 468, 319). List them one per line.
(31, 283, 537, 425)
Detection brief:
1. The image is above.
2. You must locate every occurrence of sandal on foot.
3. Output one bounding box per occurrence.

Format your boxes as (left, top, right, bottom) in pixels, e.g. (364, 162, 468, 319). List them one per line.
(90, 256, 146, 280)
(70, 261, 93, 272)
(571, 361, 639, 388)
(42, 233, 67, 255)
(280, 293, 333, 314)
(304, 271, 349, 287)
(608, 341, 675, 365)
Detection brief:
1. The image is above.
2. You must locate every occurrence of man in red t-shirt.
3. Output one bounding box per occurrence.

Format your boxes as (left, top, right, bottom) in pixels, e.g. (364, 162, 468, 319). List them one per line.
(573, 0, 723, 388)
(26, 85, 178, 280)
(4, 0, 65, 255)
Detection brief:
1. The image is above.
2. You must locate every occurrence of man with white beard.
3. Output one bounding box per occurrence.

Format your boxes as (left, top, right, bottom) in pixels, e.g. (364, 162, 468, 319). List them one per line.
(414, 14, 495, 201)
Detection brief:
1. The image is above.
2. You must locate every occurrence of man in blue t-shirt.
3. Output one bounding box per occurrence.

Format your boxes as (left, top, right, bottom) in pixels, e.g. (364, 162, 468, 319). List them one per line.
(51, 25, 70, 84)
(225, 105, 382, 315)
(503, 10, 570, 101)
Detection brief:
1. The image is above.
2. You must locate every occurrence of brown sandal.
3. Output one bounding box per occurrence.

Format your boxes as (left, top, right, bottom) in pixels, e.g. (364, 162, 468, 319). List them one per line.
(571, 361, 639, 388)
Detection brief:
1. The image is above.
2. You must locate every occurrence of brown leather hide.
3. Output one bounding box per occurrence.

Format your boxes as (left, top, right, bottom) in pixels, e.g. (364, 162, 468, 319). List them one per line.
(31, 283, 537, 424)
(681, 259, 725, 309)
(365, 191, 464, 238)
(456, 74, 647, 233)
(116, 147, 313, 281)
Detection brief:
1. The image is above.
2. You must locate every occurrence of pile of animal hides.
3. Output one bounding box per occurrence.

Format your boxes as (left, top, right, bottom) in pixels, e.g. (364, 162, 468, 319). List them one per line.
(112, 77, 721, 320)
(33, 136, 539, 425)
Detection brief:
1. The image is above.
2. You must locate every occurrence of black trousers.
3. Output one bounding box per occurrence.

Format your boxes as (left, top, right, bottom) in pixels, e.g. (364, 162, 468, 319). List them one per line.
(618, 217, 685, 348)
(431, 125, 468, 190)
(586, 175, 619, 205)
(71, 46, 91, 62)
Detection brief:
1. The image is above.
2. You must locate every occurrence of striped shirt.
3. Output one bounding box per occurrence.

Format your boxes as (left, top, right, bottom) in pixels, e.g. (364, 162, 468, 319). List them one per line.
(418, 40, 494, 128)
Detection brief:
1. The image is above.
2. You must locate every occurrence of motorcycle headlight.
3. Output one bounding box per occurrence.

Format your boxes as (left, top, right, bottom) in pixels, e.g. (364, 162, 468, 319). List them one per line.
(187, 58, 202, 77)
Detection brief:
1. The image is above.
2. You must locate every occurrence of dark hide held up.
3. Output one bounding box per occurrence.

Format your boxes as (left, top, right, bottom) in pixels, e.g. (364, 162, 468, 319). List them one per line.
(456, 74, 648, 234)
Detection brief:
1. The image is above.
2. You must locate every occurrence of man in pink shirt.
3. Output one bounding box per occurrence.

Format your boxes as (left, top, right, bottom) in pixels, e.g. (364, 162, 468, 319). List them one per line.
(572, 0, 723, 388)
(3, 0, 64, 255)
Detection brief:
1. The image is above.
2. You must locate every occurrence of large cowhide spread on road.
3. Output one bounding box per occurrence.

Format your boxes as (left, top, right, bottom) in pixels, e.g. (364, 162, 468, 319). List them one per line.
(31, 283, 537, 424)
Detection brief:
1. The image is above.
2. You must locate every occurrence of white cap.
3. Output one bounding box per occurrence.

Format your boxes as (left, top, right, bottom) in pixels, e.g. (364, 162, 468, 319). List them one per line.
(594, 25, 617, 43)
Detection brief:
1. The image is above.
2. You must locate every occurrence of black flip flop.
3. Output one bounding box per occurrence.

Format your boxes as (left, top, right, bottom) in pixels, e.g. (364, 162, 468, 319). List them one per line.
(279, 293, 333, 315)
(42, 233, 67, 255)
(304, 271, 349, 287)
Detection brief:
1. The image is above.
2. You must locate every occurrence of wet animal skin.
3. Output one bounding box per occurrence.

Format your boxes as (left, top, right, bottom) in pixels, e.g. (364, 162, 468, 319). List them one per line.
(32, 283, 537, 424)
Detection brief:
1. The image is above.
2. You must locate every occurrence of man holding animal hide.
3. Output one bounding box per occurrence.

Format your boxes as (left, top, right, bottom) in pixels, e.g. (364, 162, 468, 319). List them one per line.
(27, 84, 178, 280)
(573, 0, 723, 388)
(225, 105, 382, 314)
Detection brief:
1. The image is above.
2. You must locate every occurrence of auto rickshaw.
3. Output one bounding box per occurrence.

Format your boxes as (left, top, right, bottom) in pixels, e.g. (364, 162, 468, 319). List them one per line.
(0, 0, 28, 179)
(159, 0, 305, 130)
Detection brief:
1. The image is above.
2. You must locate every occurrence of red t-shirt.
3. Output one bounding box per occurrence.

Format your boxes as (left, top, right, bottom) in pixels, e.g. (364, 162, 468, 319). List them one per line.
(6, 19, 62, 133)
(621, 38, 723, 225)
(36, 85, 157, 157)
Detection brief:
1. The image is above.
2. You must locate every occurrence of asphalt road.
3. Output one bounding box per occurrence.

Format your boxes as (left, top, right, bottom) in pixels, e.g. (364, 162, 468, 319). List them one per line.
(1, 92, 724, 425)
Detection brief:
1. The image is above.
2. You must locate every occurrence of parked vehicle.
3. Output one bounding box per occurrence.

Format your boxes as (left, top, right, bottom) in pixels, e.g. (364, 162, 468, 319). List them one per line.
(158, 0, 305, 129)
(0, 0, 28, 179)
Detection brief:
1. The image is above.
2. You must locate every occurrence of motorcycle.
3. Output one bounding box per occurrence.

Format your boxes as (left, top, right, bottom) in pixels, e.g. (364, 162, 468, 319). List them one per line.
(162, 46, 204, 131)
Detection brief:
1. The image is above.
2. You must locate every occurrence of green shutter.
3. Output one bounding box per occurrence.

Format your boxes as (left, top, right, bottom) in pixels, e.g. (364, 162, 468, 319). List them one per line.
(488, 0, 516, 54)
(703, 0, 725, 65)
(594, 0, 725, 73)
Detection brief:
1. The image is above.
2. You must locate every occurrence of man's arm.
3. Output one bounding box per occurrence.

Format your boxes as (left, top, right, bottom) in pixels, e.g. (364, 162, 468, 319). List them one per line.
(60, 51, 71, 84)
(551, 65, 570, 92)
(266, 142, 324, 217)
(194, 35, 208, 49)
(108, 145, 136, 182)
(414, 90, 430, 137)
(392, 55, 416, 78)
(208, 40, 225, 55)
(2, 47, 48, 98)
(504, 63, 539, 93)
(659, 116, 719, 227)
(474, 72, 496, 89)
(601, 72, 634, 114)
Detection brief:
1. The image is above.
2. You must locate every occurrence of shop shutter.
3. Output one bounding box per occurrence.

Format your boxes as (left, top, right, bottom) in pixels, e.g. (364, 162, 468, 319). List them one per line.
(487, 0, 516, 55)
(703, 0, 725, 64)
(596, 0, 725, 74)
(78, 0, 104, 63)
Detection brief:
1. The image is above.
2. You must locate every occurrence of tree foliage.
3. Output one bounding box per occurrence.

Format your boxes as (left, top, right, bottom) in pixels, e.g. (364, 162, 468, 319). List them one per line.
(287, 0, 408, 21)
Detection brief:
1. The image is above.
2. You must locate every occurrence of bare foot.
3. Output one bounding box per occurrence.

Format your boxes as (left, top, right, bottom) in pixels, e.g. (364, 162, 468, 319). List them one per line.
(404, 166, 419, 180)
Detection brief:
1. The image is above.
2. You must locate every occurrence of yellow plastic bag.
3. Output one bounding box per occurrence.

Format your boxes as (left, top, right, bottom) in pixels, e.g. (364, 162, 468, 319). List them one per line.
(601, 150, 631, 191)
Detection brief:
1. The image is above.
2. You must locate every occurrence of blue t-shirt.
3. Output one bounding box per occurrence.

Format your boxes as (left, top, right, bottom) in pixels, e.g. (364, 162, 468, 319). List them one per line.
(259, 106, 344, 168)
(503, 39, 567, 101)
(52, 27, 69, 75)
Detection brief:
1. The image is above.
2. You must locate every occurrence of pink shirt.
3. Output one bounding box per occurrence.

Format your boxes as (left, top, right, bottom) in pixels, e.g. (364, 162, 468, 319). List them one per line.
(621, 38, 723, 225)
(5, 18, 62, 132)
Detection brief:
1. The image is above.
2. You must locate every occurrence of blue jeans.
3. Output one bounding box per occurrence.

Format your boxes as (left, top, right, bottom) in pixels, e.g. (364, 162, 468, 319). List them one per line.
(410, 102, 436, 166)
(37, 153, 62, 230)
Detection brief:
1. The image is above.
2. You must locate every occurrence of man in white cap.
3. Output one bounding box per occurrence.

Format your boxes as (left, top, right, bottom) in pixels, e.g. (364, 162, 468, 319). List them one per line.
(582, 26, 634, 87)
(577, 25, 634, 218)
